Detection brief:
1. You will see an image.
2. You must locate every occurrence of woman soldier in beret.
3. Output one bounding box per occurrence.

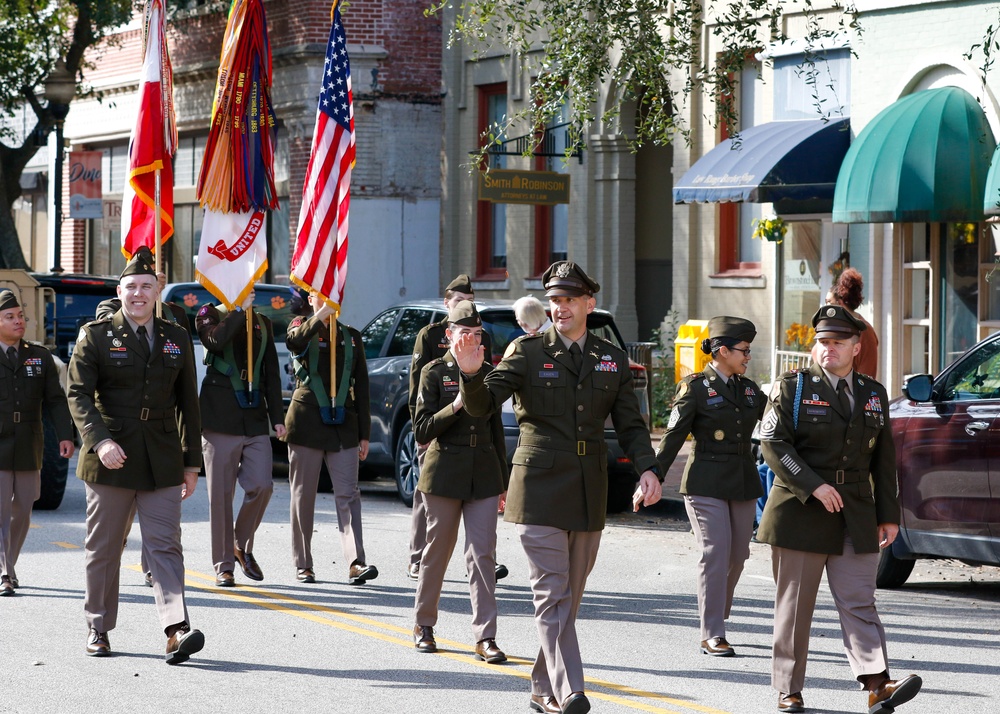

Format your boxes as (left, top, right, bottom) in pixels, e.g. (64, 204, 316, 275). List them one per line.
(655, 316, 765, 657)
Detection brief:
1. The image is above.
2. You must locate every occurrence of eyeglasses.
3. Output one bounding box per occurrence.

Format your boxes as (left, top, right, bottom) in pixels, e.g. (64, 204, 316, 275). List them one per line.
(728, 347, 752, 356)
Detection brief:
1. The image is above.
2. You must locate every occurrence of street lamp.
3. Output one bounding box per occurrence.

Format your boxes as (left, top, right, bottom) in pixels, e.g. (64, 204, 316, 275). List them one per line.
(43, 59, 75, 273)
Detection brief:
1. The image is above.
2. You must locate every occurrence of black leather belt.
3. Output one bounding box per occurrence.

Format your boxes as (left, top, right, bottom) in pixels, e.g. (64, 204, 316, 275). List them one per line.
(8, 412, 40, 424)
(820, 469, 868, 484)
(438, 434, 491, 448)
(696, 441, 748, 455)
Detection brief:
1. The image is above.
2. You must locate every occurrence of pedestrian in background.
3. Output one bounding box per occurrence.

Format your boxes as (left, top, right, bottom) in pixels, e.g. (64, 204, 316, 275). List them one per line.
(411, 301, 508, 663)
(513, 295, 551, 336)
(655, 316, 764, 657)
(827, 267, 879, 378)
(0, 290, 74, 597)
(758, 305, 921, 714)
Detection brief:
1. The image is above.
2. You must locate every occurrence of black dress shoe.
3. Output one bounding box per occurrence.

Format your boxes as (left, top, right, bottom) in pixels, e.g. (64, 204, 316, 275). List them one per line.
(349, 562, 379, 585)
(234, 547, 264, 581)
(165, 626, 205, 665)
(10, 577, 18, 589)
(0, 577, 14, 597)
(297, 568, 315, 584)
(413, 625, 437, 653)
(474, 638, 507, 664)
(528, 694, 561, 713)
(561, 692, 591, 714)
(701, 636, 736, 657)
(407, 562, 420, 580)
(495, 563, 509, 581)
(86, 628, 111, 657)
(868, 674, 922, 714)
(216, 571, 235, 587)
(144, 571, 153, 587)
(778, 692, 804, 713)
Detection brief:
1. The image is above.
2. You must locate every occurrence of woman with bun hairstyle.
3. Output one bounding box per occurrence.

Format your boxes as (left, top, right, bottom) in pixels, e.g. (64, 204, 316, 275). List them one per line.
(655, 317, 766, 658)
(827, 267, 878, 377)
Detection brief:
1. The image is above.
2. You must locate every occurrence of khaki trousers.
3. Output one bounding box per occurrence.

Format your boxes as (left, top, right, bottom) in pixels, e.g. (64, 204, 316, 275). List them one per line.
(288, 444, 365, 569)
(414, 492, 499, 642)
(518, 524, 601, 702)
(84, 481, 189, 633)
(0, 469, 40, 580)
(683, 494, 756, 640)
(203, 431, 274, 574)
(409, 489, 428, 566)
(771, 537, 888, 694)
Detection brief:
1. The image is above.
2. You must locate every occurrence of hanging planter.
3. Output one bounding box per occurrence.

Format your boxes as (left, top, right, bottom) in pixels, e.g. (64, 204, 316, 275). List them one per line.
(752, 215, 788, 243)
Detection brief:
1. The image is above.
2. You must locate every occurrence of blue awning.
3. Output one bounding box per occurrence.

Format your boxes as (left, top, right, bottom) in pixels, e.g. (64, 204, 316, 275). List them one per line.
(674, 118, 851, 204)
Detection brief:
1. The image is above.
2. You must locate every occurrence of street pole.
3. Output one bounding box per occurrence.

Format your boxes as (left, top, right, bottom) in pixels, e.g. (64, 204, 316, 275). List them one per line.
(51, 114, 66, 273)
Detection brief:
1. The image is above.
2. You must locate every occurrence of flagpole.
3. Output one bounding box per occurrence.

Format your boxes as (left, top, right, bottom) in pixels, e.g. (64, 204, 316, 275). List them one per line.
(246, 304, 254, 395)
(329, 314, 337, 405)
(154, 167, 162, 319)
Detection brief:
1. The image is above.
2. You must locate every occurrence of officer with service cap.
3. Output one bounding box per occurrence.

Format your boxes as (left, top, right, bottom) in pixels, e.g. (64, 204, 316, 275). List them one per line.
(757, 304, 921, 714)
(411, 300, 508, 662)
(453, 260, 662, 714)
(656, 316, 764, 658)
(68, 249, 204, 663)
(0, 290, 74, 596)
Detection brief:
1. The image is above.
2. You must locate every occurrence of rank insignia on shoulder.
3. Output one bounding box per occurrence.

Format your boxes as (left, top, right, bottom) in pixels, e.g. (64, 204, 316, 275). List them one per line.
(503, 342, 517, 359)
(290, 316, 303, 327)
(198, 306, 210, 316)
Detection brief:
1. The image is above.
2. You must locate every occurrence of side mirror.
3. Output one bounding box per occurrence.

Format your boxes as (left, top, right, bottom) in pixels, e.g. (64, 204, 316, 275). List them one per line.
(902, 374, 933, 402)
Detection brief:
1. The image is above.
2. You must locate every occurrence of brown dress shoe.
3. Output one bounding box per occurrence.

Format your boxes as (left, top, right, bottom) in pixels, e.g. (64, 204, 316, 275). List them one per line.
(348, 562, 379, 585)
(868, 674, 922, 714)
(407, 562, 420, 580)
(86, 628, 111, 657)
(561, 692, 591, 714)
(10, 577, 18, 589)
(528, 694, 561, 713)
(701, 636, 736, 657)
(165, 626, 205, 665)
(0, 577, 14, 597)
(234, 547, 264, 581)
(296, 568, 316, 583)
(778, 692, 804, 712)
(474, 638, 507, 664)
(216, 571, 235, 587)
(413, 625, 437, 653)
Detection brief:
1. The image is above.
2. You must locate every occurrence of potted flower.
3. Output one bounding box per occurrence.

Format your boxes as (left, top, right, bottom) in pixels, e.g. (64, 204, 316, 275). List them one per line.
(752, 215, 788, 243)
(785, 322, 815, 352)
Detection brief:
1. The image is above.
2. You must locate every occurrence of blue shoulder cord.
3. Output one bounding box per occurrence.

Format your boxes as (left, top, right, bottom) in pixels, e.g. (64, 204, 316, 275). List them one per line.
(792, 371, 804, 430)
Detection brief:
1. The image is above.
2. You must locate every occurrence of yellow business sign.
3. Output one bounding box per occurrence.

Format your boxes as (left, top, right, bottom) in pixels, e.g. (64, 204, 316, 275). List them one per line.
(477, 169, 570, 205)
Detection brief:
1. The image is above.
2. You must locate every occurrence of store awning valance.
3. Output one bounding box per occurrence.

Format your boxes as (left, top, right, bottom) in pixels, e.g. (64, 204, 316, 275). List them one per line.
(833, 86, 995, 223)
(673, 118, 850, 204)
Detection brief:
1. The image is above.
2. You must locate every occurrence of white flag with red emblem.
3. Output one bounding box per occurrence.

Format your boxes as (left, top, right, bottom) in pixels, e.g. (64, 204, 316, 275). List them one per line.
(195, 209, 268, 309)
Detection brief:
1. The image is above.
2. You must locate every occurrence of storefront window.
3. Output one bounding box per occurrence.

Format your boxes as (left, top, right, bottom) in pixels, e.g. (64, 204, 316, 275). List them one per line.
(776, 220, 822, 372)
(940, 222, 979, 368)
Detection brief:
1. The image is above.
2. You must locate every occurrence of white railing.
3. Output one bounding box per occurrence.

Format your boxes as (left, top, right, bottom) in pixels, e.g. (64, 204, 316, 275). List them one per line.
(774, 349, 812, 379)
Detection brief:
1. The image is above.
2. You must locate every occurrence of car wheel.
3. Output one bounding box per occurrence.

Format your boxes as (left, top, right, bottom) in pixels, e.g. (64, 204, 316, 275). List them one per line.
(394, 422, 420, 507)
(875, 545, 915, 588)
(606, 470, 636, 514)
(35, 414, 68, 511)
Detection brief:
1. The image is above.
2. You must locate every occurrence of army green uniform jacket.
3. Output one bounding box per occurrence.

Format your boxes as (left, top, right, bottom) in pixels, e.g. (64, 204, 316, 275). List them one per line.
(195, 305, 283, 436)
(461, 327, 657, 532)
(409, 318, 492, 420)
(285, 315, 370, 451)
(757, 362, 898, 554)
(414, 351, 507, 501)
(67, 312, 202, 489)
(656, 364, 764, 501)
(0, 341, 73, 470)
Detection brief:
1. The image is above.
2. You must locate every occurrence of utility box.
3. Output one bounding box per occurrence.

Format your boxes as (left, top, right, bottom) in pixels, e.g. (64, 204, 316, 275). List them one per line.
(674, 320, 710, 381)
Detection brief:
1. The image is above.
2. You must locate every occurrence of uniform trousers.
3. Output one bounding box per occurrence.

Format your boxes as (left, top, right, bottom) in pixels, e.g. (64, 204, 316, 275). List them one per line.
(84, 481, 189, 633)
(0, 469, 40, 580)
(518, 524, 601, 702)
(414, 492, 499, 642)
(288, 444, 365, 569)
(771, 536, 888, 694)
(203, 430, 273, 574)
(683, 494, 756, 640)
(409, 487, 428, 566)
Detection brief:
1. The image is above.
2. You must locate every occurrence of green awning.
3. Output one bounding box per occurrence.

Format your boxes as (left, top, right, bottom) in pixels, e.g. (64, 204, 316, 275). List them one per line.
(833, 87, 996, 223)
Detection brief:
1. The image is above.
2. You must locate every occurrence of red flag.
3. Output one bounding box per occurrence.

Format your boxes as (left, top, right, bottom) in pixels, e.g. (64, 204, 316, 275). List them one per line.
(290, 1, 355, 310)
(121, 0, 177, 259)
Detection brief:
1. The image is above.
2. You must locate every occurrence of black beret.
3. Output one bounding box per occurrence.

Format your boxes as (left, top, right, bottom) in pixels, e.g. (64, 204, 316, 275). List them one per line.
(447, 300, 482, 327)
(707, 316, 756, 343)
(0, 289, 20, 312)
(120, 246, 157, 279)
(812, 304, 866, 339)
(445, 274, 474, 294)
(542, 261, 600, 297)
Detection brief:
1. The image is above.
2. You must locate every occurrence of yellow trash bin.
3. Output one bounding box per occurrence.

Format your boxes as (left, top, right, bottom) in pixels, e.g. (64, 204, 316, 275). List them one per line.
(674, 320, 711, 382)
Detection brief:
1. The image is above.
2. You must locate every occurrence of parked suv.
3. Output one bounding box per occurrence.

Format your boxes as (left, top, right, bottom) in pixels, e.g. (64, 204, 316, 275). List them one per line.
(360, 299, 650, 512)
(881, 330, 1000, 587)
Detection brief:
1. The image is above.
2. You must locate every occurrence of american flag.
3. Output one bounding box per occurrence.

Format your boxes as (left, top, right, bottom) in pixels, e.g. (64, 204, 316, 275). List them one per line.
(290, 1, 355, 309)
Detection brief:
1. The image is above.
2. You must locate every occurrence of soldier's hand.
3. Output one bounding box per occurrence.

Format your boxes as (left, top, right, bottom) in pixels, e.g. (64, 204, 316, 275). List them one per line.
(97, 440, 126, 470)
(241, 290, 256, 310)
(181, 470, 199, 500)
(811, 483, 843, 513)
(453, 332, 485, 376)
(314, 302, 335, 323)
(878, 523, 899, 549)
(59, 440, 75, 458)
(358, 439, 369, 461)
(274, 424, 287, 439)
(633, 471, 663, 511)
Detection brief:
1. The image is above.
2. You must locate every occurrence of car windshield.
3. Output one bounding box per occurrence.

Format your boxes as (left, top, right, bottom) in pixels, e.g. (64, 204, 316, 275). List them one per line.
(45, 283, 119, 359)
(165, 285, 294, 341)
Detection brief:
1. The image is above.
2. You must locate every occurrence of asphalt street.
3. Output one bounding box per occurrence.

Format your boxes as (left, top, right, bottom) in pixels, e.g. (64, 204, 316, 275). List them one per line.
(1, 459, 998, 714)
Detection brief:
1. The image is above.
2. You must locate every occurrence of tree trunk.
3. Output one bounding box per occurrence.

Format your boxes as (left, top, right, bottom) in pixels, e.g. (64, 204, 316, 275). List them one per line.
(0, 148, 32, 270)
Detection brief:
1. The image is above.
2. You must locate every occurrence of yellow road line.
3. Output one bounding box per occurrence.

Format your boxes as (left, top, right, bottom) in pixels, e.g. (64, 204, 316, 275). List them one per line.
(53, 541, 80, 549)
(123, 564, 730, 714)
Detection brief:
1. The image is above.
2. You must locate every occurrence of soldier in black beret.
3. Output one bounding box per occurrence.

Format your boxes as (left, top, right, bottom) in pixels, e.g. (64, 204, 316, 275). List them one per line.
(756, 303, 920, 713)
(656, 316, 764, 658)
(0, 290, 74, 596)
